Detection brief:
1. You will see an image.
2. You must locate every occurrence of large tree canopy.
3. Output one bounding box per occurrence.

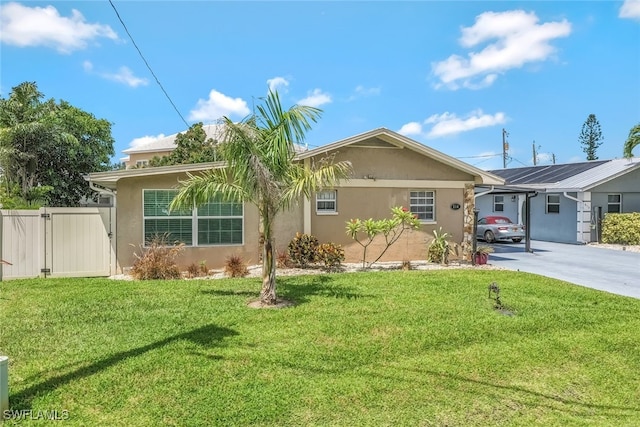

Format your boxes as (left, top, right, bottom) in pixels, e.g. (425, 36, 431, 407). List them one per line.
(149, 122, 220, 167)
(623, 123, 640, 159)
(0, 81, 114, 207)
(171, 90, 352, 305)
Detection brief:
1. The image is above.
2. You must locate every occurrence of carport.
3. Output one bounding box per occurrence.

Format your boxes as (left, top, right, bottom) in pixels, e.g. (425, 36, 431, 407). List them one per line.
(473, 185, 539, 259)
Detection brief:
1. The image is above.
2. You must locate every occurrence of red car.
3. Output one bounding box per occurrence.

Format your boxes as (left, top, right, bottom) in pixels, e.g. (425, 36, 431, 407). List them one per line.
(476, 216, 525, 243)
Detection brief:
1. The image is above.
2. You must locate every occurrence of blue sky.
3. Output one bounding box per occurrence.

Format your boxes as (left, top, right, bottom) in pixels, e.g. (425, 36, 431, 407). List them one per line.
(1, 1, 639, 169)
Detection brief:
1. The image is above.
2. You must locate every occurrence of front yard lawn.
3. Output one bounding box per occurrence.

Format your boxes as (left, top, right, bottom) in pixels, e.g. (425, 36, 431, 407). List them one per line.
(1, 270, 639, 426)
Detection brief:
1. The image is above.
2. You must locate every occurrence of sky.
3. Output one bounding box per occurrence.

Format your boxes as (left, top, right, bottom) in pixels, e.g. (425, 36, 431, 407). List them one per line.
(1, 1, 639, 170)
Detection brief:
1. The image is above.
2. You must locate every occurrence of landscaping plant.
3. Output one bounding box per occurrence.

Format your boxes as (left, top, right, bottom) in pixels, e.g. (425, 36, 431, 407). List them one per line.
(287, 232, 320, 268)
(224, 254, 249, 278)
(346, 206, 421, 268)
(130, 235, 184, 280)
(427, 227, 452, 264)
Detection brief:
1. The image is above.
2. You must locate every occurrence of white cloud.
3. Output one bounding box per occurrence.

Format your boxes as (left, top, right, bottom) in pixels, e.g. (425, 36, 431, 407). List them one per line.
(267, 76, 289, 93)
(347, 85, 382, 101)
(0, 2, 118, 53)
(620, 0, 640, 20)
(432, 10, 571, 90)
(102, 66, 148, 88)
(297, 89, 332, 108)
(128, 134, 165, 150)
(188, 89, 250, 122)
(425, 109, 506, 138)
(397, 122, 424, 136)
(83, 61, 148, 87)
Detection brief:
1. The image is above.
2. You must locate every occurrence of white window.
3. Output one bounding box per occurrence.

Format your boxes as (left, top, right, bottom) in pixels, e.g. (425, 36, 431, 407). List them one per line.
(607, 194, 621, 213)
(546, 194, 560, 214)
(143, 190, 243, 246)
(136, 160, 149, 168)
(316, 190, 337, 214)
(493, 195, 504, 212)
(410, 190, 435, 221)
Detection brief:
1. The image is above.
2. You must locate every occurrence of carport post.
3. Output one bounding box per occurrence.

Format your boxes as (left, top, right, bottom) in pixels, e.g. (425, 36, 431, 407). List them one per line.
(525, 193, 532, 253)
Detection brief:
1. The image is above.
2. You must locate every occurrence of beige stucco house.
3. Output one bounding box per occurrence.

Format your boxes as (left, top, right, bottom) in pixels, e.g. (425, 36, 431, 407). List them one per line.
(89, 128, 504, 272)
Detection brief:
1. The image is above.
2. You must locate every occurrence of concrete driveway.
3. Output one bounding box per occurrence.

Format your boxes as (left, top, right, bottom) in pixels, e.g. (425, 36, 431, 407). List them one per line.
(487, 240, 640, 299)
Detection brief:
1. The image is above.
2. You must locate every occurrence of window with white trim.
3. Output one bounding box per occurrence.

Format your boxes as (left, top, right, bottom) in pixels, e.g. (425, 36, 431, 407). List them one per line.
(493, 195, 504, 212)
(546, 194, 560, 214)
(410, 190, 435, 221)
(316, 190, 337, 214)
(143, 190, 243, 246)
(607, 194, 621, 213)
(136, 160, 149, 168)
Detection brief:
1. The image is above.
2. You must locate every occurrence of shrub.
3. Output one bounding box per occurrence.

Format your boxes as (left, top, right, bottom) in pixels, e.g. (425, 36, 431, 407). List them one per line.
(317, 242, 345, 270)
(276, 250, 293, 269)
(131, 235, 184, 280)
(427, 228, 452, 264)
(186, 262, 200, 278)
(288, 232, 320, 268)
(602, 213, 640, 245)
(199, 260, 209, 276)
(224, 254, 249, 278)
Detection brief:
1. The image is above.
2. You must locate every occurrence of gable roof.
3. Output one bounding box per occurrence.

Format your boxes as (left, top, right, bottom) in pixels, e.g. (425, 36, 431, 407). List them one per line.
(488, 157, 640, 192)
(92, 127, 505, 189)
(298, 127, 504, 185)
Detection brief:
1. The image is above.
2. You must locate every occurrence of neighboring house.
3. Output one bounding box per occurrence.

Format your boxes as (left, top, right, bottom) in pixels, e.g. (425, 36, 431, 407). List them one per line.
(88, 128, 504, 272)
(121, 124, 224, 169)
(475, 157, 640, 244)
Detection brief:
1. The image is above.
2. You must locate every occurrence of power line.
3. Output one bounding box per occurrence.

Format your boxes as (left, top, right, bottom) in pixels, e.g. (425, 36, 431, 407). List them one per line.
(456, 153, 503, 159)
(108, 0, 188, 128)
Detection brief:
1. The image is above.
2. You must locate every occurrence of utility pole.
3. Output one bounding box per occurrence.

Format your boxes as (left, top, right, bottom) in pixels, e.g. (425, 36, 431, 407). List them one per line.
(502, 128, 509, 168)
(552, 153, 556, 164)
(532, 140, 537, 166)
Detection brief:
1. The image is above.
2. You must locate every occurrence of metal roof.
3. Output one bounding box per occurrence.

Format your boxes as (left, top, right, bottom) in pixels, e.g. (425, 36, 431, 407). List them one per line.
(486, 157, 640, 192)
(489, 160, 608, 185)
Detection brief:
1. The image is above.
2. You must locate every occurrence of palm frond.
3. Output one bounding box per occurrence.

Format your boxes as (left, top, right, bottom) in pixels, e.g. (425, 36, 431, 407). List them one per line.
(170, 168, 247, 211)
(623, 123, 640, 158)
(281, 159, 352, 209)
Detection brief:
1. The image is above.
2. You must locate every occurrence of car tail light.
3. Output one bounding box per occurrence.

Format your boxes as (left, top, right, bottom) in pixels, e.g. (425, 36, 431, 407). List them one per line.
(497, 226, 508, 230)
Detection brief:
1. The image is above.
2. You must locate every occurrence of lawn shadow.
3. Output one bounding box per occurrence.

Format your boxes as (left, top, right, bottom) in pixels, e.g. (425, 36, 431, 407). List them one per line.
(278, 275, 370, 305)
(277, 359, 639, 418)
(9, 323, 238, 410)
(201, 289, 257, 297)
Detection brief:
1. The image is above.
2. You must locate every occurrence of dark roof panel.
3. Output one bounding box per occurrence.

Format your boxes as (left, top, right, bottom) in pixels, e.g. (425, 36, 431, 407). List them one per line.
(489, 161, 608, 185)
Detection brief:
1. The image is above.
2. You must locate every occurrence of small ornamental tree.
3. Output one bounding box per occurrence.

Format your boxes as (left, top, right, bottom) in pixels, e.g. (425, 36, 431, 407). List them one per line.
(623, 123, 640, 159)
(346, 206, 421, 268)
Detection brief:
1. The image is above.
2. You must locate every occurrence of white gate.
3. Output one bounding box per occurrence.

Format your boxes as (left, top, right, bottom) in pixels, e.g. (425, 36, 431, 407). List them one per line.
(0, 207, 115, 280)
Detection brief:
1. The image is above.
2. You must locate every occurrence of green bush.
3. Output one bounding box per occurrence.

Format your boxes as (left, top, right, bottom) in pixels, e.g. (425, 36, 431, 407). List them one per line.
(601, 212, 640, 245)
(288, 232, 320, 268)
(427, 228, 452, 264)
(317, 242, 345, 270)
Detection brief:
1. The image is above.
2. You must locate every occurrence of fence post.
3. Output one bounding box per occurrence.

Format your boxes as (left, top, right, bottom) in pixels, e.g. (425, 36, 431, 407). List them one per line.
(0, 356, 8, 419)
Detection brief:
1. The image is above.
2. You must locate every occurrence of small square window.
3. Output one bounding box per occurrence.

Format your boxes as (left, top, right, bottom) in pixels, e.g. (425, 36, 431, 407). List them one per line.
(607, 194, 621, 213)
(316, 190, 337, 213)
(546, 194, 560, 214)
(410, 190, 435, 221)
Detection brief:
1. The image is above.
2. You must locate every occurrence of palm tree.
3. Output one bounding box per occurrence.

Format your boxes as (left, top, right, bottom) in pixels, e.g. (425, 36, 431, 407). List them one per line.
(171, 91, 352, 305)
(623, 123, 640, 158)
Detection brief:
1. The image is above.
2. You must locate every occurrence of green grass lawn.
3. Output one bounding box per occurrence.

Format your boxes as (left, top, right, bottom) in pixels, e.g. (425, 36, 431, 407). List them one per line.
(1, 270, 639, 426)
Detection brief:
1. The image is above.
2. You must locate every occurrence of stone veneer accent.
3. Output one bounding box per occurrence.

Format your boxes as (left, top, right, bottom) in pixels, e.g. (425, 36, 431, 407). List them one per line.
(461, 183, 475, 262)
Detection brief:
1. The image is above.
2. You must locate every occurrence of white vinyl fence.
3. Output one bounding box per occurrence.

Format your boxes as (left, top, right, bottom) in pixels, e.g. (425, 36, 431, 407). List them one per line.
(0, 207, 116, 280)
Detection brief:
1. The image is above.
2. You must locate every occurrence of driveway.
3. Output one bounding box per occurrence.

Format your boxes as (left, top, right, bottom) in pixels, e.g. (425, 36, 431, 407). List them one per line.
(487, 240, 640, 299)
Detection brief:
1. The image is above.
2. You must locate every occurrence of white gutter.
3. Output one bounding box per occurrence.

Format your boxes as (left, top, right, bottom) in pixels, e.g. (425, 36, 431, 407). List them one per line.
(474, 186, 494, 199)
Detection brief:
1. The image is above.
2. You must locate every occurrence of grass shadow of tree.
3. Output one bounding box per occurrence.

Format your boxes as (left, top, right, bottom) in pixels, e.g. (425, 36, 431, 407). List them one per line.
(9, 324, 238, 410)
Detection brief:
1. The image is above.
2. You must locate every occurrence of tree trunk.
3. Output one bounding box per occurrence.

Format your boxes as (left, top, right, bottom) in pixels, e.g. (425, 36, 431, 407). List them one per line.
(260, 236, 277, 304)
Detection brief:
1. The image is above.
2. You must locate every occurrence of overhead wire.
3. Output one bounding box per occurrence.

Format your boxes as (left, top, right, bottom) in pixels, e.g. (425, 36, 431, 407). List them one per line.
(108, 0, 189, 128)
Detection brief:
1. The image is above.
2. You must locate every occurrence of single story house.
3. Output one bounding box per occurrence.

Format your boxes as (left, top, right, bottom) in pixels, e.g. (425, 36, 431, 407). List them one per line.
(88, 128, 504, 272)
(475, 157, 640, 244)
